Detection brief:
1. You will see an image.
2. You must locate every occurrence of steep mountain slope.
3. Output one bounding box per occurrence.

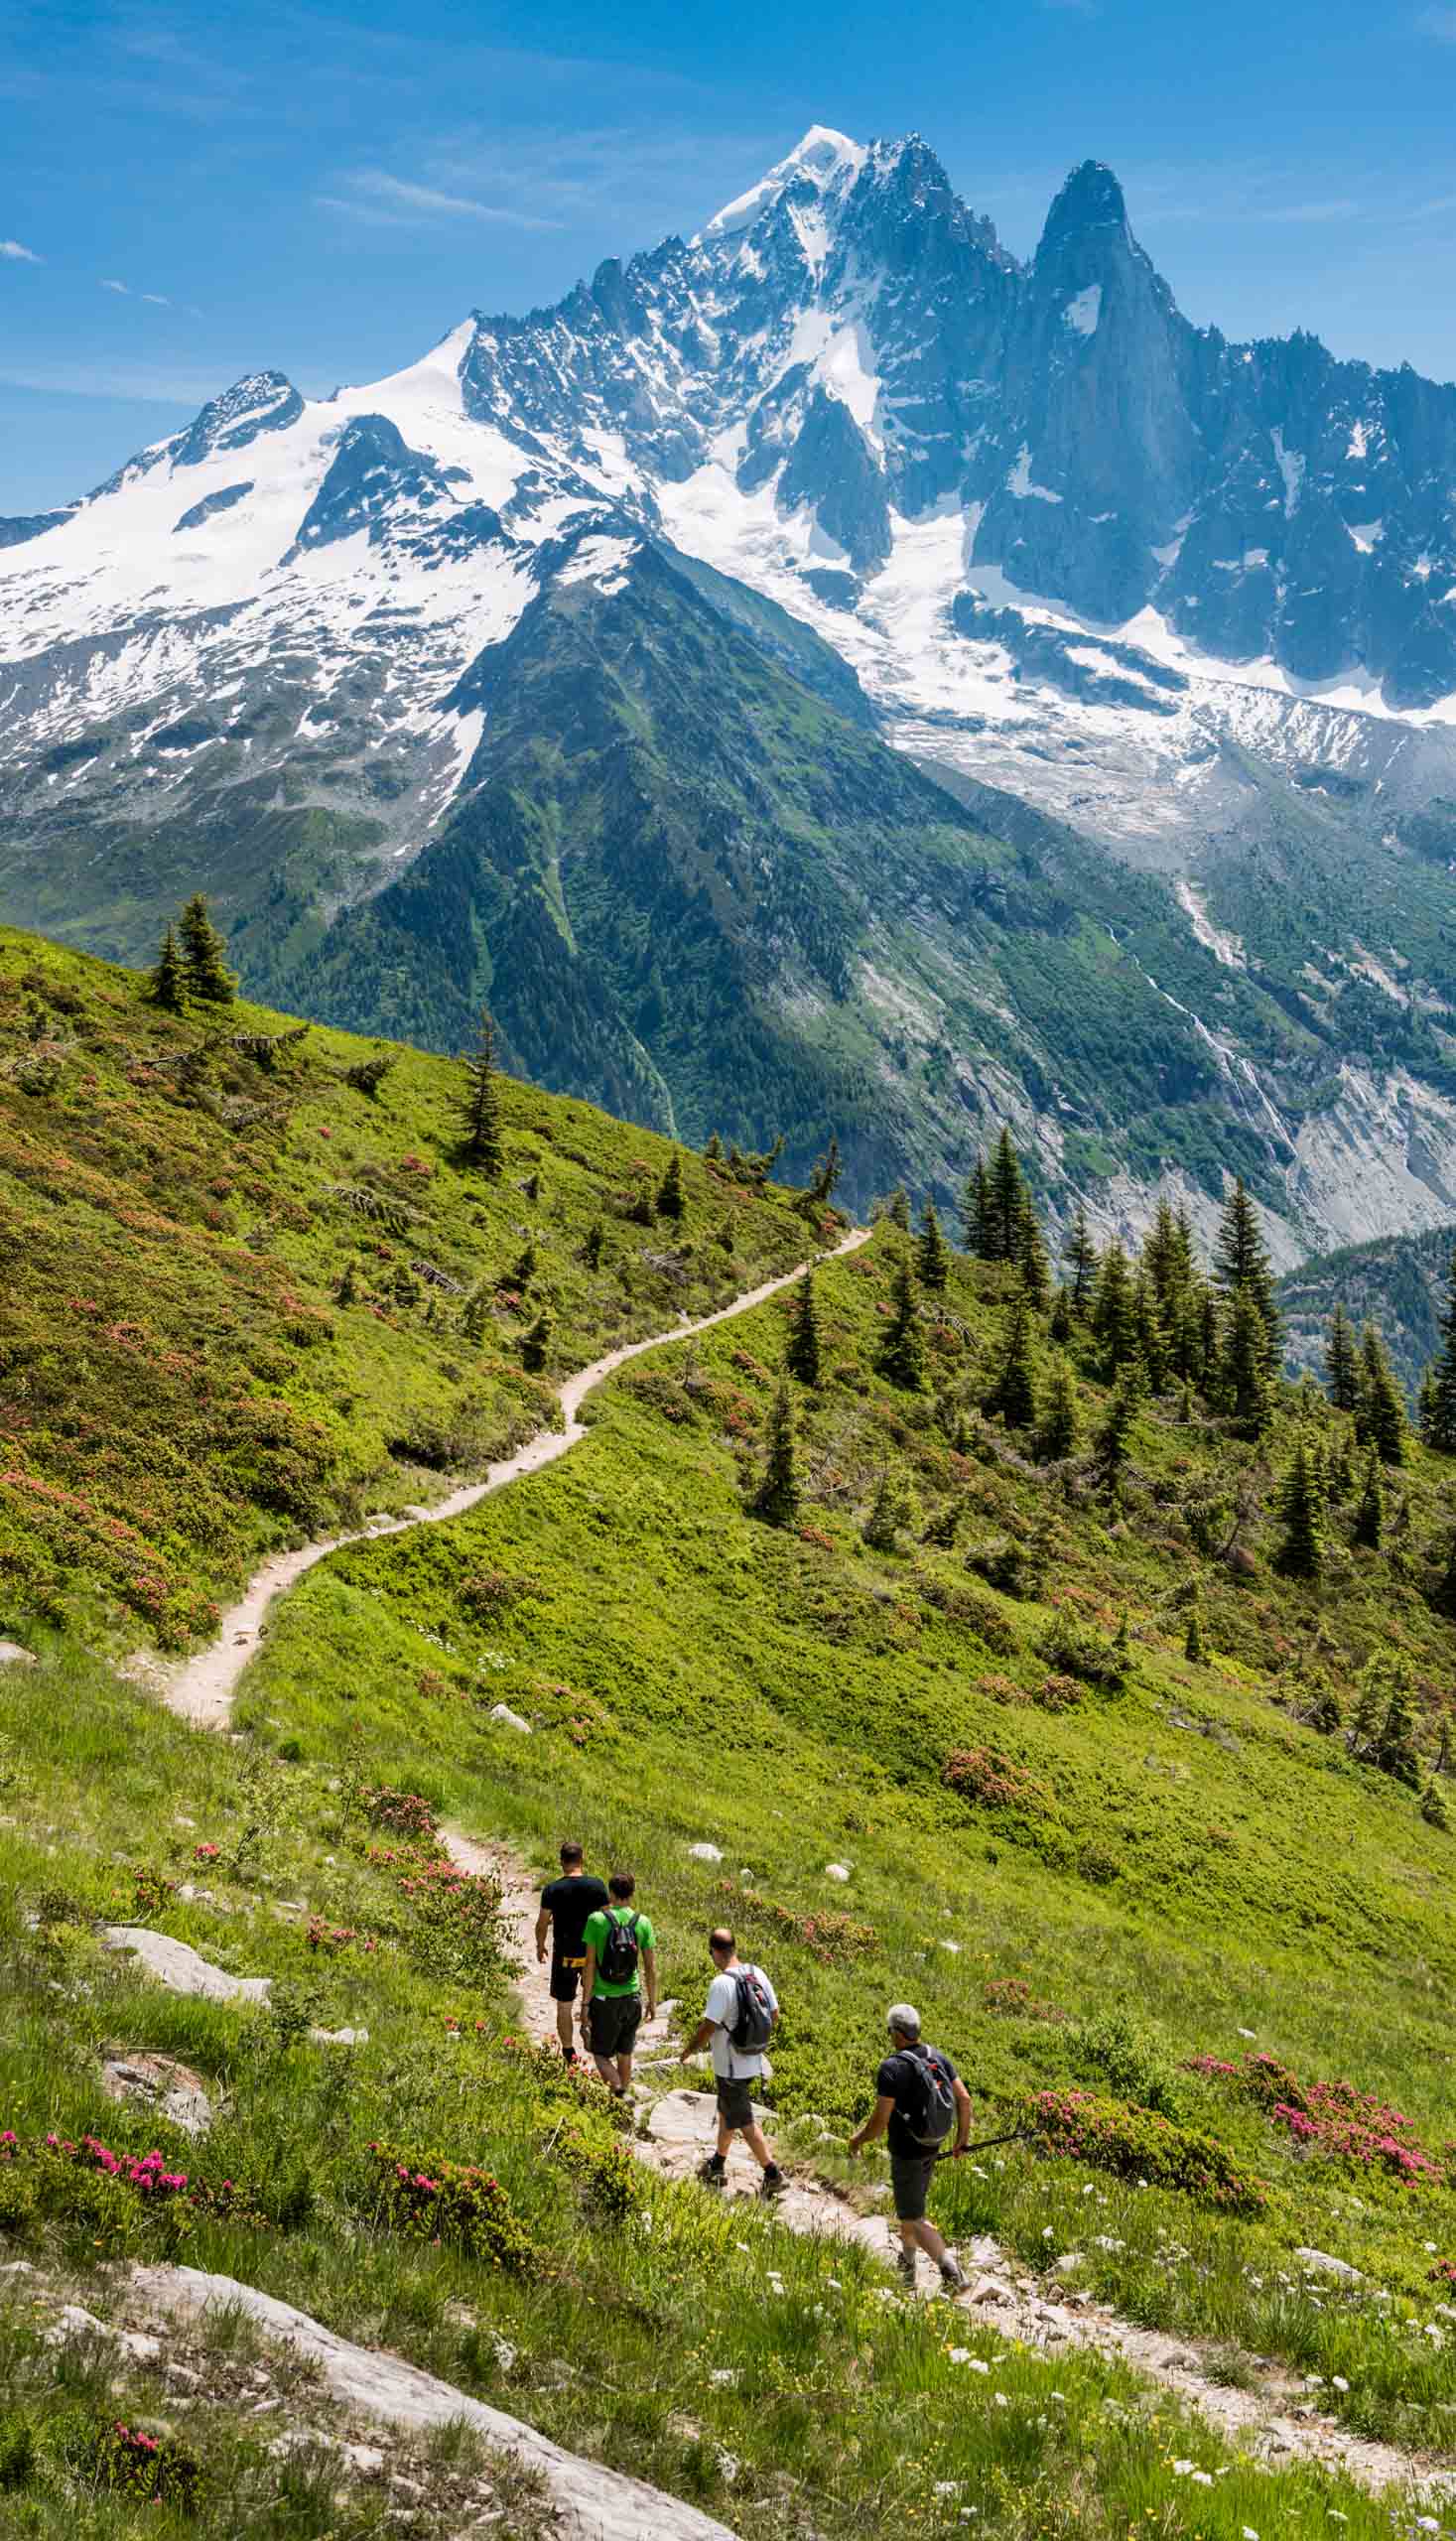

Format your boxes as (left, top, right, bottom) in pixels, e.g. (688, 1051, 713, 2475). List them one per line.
(1278, 1222, 1456, 1396)
(5, 128, 1456, 1242)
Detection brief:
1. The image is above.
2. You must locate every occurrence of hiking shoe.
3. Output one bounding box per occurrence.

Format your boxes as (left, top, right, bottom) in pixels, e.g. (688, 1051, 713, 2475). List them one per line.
(760, 2165, 786, 2200)
(938, 2254, 968, 2295)
(697, 2156, 727, 2190)
(896, 2247, 917, 2288)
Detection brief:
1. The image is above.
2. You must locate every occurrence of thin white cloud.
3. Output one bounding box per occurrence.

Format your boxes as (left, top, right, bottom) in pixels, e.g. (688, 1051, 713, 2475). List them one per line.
(322, 168, 561, 234)
(101, 277, 130, 294)
(1, 237, 42, 262)
(141, 292, 172, 307)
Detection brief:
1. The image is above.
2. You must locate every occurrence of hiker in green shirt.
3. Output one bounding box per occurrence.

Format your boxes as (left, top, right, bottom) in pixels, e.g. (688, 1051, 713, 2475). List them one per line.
(581, 1870, 656, 2095)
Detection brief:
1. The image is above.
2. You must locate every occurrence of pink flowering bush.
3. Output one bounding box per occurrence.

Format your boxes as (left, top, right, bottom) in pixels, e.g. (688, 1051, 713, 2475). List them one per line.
(1188, 2051, 1442, 2188)
(364, 1785, 438, 1842)
(368, 2142, 534, 2271)
(368, 1846, 511, 1986)
(306, 1917, 376, 1955)
(1025, 2088, 1266, 2214)
(67, 2417, 203, 2511)
(0, 2127, 257, 2238)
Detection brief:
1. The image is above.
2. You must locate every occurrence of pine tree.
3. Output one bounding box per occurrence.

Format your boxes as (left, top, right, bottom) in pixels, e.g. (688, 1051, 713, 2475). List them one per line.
(752, 1379, 800, 1526)
(1352, 1444, 1384, 1548)
(862, 1466, 912, 1551)
(584, 1219, 605, 1270)
(886, 1186, 911, 1232)
(459, 1009, 503, 1178)
(1349, 1664, 1385, 1757)
(1356, 1321, 1406, 1465)
(1035, 1355, 1078, 1461)
(1017, 1198, 1051, 1311)
(1091, 1242, 1135, 1378)
(657, 1150, 686, 1222)
(335, 1259, 358, 1306)
(1131, 1271, 1169, 1394)
(1094, 1377, 1137, 1488)
(1329, 1423, 1356, 1497)
(1184, 1607, 1203, 1663)
(704, 1131, 724, 1161)
(1213, 1178, 1280, 1362)
(1373, 1673, 1423, 1787)
(521, 1307, 553, 1373)
(1275, 1440, 1323, 1579)
(987, 1294, 1037, 1430)
(1219, 1289, 1270, 1434)
(148, 922, 187, 1011)
(1324, 1304, 1360, 1411)
(1422, 1247, 1456, 1452)
(963, 1157, 995, 1260)
(1143, 1199, 1194, 1314)
(987, 1129, 1026, 1263)
(178, 894, 236, 1004)
(1430, 1535, 1456, 1623)
(785, 1270, 821, 1386)
(877, 1259, 926, 1390)
(807, 1137, 843, 1207)
(1418, 1369, 1440, 1445)
(1048, 1283, 1073, 1345)
(917, 1198, 950, 1292)
(1065, 1209, 1098, 1317)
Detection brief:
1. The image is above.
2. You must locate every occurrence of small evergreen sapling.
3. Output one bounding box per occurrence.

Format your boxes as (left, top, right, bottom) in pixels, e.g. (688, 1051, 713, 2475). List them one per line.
(1091, 1242, 1135, 1378)
(178, 893, 236, 1003)
(1352, 1445, 1384, 1548)
(1035, 1355, 1078, 1462)
(459, 1009, 503, 1179)
(1356, 1321, 1406, 1465)
(1421, 1777, 1450, 1831)
(521, 1307, 553, 1373)
(785, 1270, 821, 1386)
(1184, 1608, 1203, 1663)
(917, 1198, 950, 1292)
(1213, 1177, 1280, 1363)
(988, 1294, 1037, 1430)
(1065, 1208, 1098, 1317)
(877, 1259, 926, 1391)
(1324, 1303, 1360, 1411)
(148, 922, 187, 1012)
(963, 1157, 994, 1260)
(885, 1186, 911, 1232)
(584, 1219, 605, 1270)
(753, 1380, 800, 1527)
(1017, 1198, 1051, 1311)
(1048, 1283, 1073, 1344)
(1275, 1440, 1323, 1580)
(657, 1150, 686, 1222)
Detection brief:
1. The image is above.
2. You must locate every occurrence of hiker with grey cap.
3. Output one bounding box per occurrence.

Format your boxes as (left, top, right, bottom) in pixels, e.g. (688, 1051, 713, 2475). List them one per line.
(847, 2002, 971, 2291)
(680, 1926, 786, 2198)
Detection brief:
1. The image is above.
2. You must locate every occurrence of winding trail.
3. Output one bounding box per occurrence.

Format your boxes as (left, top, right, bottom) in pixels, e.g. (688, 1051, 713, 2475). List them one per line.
(133, 1216, 1456, 2507)
(156, 1225, 870, 1731)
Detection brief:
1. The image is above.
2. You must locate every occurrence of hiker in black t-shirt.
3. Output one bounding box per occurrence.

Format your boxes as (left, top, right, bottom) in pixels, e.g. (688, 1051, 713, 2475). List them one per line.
(848, 2002, 971, 2293)
(534, 1840, 608, 2062)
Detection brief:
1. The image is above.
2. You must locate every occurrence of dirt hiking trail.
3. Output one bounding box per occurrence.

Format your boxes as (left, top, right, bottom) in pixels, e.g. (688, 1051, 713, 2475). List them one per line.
(153, 1226, 869, 1731)
(444, 1825, 1456, 2511)
(127, 1217, 1456, 2510)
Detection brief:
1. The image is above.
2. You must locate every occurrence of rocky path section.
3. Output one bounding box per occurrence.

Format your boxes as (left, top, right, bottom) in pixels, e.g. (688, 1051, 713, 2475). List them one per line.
(154, 1227, 869, 1731)
(450, 1827, 1456, 2511)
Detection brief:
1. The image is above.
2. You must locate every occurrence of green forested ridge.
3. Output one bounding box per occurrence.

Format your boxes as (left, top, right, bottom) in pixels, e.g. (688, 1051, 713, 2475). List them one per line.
(1278, 1221, 1456, 1397)
(7, 934, 1456, 2535)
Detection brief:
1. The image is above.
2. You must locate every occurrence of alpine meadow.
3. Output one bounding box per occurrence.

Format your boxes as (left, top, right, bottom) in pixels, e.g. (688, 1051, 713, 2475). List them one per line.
(8, 24, 1456, 2540)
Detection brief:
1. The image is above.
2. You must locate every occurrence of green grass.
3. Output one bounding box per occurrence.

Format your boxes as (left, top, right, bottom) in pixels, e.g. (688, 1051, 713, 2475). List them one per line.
(0, 924, 818, 1647)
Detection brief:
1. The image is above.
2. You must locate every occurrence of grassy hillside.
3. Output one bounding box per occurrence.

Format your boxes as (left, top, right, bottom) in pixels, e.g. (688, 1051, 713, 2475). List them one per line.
(0, 924, 818, 1648)
(6, 931, 1456, 2535)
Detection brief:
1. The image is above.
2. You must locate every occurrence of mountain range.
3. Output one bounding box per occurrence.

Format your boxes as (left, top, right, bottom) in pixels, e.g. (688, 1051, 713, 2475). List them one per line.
(4, 123, 1456, 1248)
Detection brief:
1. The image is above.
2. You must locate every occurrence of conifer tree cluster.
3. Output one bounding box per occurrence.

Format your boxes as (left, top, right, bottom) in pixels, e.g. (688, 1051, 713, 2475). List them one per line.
(147, 894, 237, 1009)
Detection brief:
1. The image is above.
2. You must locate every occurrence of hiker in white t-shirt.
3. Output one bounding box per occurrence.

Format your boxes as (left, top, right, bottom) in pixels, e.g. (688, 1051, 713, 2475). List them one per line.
(679, 1925, 785, 2198)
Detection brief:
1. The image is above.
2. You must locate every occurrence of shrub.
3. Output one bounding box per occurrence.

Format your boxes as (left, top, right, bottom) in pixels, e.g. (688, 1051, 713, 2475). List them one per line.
(1188, 2052, 1442, 2186)
(1073, 2007, 1182, 2117)
(369, 2144, 534, 2270)
(62, 2415, 203, 2512)
(557, 2125, 643, 2220)
(717, 1882, 877, 1965)
(460, 1569, 543, 1620)
(364, 1785, 439, 1842)
(390, 1853, 513, 1986)
(920, 1577, 1016, 1654)
(1025, 2089, 1265, 2213)
(1035, 1673, 1084, 1713)
(943, 1746, 1051, 1813)
(967, 1538, 1043, 1599)
(1037, 1614, 1130, 1692)
(984, 1975, 1064, 2023)
(0, 2411, 35, 2491)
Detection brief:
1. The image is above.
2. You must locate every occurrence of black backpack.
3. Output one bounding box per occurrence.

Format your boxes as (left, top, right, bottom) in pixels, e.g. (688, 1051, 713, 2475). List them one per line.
(728, 1966, 774, 2053)
(899, 2043, 956, 2145)
(598, 1909, 640, 1985)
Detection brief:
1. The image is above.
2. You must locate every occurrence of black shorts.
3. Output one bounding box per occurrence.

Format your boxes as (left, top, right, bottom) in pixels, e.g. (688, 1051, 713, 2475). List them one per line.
(550, 1953, 586, 2003)
(586, 1993, 642, 2058)
(890, 2149, 939, 2222)
(716, 2074, 756, 2132)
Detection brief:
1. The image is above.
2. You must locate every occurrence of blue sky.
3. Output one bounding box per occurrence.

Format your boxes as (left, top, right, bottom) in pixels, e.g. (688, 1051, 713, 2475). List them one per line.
(3, 0, 1456, 512)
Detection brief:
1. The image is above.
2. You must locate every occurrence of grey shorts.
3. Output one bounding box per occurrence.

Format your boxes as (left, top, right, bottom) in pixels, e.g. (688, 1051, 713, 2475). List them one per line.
(890, 2148, 938, 2222)
(586, 1993, 641, 2059)
(716, 2074, 755, 2131)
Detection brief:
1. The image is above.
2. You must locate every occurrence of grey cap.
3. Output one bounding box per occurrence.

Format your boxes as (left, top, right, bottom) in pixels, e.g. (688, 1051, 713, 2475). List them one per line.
(885, 2002, 921, 2040)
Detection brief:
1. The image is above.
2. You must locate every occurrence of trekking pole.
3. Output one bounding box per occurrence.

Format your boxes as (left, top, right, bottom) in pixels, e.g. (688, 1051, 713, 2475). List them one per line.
(933, 2123, 1033, 2162)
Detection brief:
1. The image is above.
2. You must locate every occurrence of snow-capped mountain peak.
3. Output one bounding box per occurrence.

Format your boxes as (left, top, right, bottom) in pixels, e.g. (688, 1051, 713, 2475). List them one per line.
(696, 123, 867, 241)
